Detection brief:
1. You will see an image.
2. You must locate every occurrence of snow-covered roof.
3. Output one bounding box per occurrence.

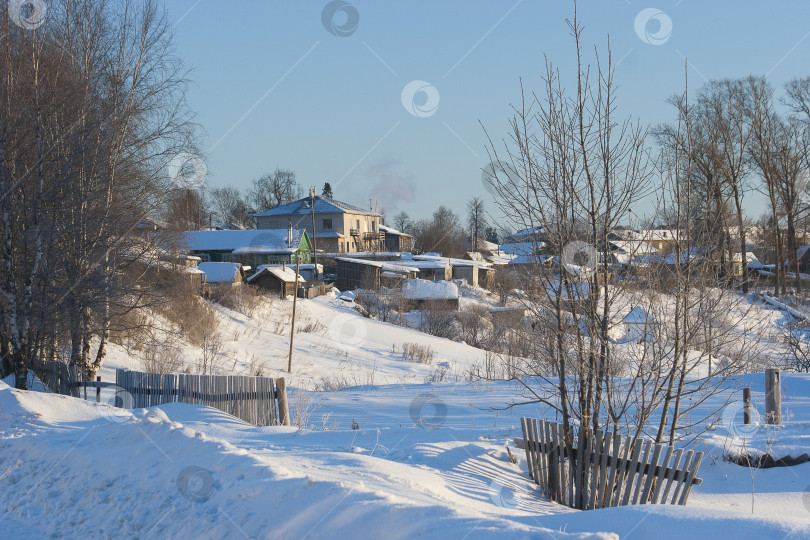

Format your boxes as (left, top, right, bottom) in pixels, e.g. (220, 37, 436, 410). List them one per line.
(311, 231, 346, 239)
(379, 224, 412, 238)
(624, 306, 653, 324)
(182, 229, 304, 254)
(198, 262, 244, 283)
(402, 279, 459, 300)
(608, 240, 659, 254)
(546, 280, 594, 301)
(613, 229, 681, 242)
(409, 254, 492, 269)
(335, 257, 419, 274)
(499, 241, 544, 256)
(247, 265, 306, 284)
(467, 238, 499, 252)
(664, 247, 711, 265)
(732, 251, 760, 263)
(509, 254, 553, 265)
(254, 196, 380, 218)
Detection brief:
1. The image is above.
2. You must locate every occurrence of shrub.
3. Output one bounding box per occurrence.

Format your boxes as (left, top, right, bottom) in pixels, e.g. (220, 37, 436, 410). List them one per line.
(402, 342, 436, 364)
(208, 284, 264, 317)
(140, 344, 184, 374)
(418, 301, 458, 339)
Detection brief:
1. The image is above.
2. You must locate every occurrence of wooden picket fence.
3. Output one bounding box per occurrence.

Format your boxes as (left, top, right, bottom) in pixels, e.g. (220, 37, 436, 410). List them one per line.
(115, 369, 289, 427)
(30, 358, 81, 397)
(519, 418, 703, 510)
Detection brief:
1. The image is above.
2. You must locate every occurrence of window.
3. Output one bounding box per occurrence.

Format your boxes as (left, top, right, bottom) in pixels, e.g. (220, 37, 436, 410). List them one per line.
(356, 219, 360, 230)
(269, 220, 279, 229)
(371, 221, 376, 231)
(323, 218, 333, 230)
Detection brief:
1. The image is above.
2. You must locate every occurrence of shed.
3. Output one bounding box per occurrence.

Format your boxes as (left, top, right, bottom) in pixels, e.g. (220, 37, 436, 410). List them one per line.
(248, 265, 306, 297)
(335, 257, 417, 291)
(489, 306, 527, 327)
(198, 262, 246, 287)
(402, 279, 459, 311)
(623, 306, 656, 343)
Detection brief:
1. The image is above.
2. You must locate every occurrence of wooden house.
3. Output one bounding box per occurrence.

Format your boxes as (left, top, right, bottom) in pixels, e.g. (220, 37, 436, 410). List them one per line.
(182, 228, 311, 269)
(379, 224, 413, 252)
(247, 265, 306, 298)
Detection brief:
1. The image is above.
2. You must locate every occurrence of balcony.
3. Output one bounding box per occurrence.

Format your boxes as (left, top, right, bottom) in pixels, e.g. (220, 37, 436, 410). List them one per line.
(363, 232, 385, 241)
(350, 228, 360, 236)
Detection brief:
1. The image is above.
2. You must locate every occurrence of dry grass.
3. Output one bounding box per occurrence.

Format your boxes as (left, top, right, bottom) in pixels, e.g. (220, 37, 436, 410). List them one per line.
(208, 284, 265, 318)
(402, 342, 436, 365)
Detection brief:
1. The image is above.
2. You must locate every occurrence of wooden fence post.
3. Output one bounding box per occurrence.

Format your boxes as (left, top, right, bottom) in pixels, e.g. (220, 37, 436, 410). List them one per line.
(765, 368, 781, 425)
(276, 377, 290, 426)
(96, 376, 101, 403)
(743, 387, 751, 425)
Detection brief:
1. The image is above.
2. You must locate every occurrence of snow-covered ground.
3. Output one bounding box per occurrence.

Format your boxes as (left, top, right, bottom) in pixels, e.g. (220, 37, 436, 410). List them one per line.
(3, 291, 810, 538)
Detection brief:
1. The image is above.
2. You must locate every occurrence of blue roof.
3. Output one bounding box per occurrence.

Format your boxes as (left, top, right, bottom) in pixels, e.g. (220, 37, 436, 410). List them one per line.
(254, 196, 380, 218)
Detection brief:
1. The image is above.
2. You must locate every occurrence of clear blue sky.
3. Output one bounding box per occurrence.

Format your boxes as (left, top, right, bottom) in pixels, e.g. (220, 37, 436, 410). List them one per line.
(165, 0, 810, 225)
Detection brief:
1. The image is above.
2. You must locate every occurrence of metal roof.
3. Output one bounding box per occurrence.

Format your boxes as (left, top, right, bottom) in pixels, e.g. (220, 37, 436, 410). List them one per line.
(253, 196, 381, 218)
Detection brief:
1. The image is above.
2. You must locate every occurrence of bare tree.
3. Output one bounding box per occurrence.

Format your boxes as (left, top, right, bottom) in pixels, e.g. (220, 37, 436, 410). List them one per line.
(412, 206, 466, 257)
(393, 210, 411, 233)
(482, 8, 654, 445)
(1, 0, 200, 387)
(250, 168, 302, 210)
(748, 77, 786, 295)
(208, 186, 253, 229)
(467, 197, 487, 252)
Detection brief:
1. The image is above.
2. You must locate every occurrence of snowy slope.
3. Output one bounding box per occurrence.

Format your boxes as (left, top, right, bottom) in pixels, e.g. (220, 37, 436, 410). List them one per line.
(3, 375, 810, 539)
(5, 290, 810, 538)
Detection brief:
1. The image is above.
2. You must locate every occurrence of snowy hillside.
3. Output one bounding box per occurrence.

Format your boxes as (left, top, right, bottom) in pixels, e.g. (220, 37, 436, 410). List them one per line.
(3, 292, 810, 538)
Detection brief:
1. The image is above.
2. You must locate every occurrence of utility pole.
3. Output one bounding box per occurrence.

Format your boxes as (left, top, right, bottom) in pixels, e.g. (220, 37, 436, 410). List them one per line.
(310, 187, 319, 279)
(287, 254, 301, 373)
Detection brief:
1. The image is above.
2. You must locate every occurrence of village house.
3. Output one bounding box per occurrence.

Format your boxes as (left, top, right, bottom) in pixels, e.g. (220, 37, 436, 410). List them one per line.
(254, 196, 384, 253)
(609, 229, 680, 253)
(182, 228, 312, 269)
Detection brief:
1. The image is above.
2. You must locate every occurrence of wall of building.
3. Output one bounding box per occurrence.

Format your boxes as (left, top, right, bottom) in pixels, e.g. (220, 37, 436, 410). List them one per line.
(256, 212, 381, 253)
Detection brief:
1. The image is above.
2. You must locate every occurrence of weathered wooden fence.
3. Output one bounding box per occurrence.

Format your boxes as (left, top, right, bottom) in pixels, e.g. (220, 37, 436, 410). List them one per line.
(115, 369, 289, 427)
(30, 358, 81, 397)
(519, 418, 703, 509)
